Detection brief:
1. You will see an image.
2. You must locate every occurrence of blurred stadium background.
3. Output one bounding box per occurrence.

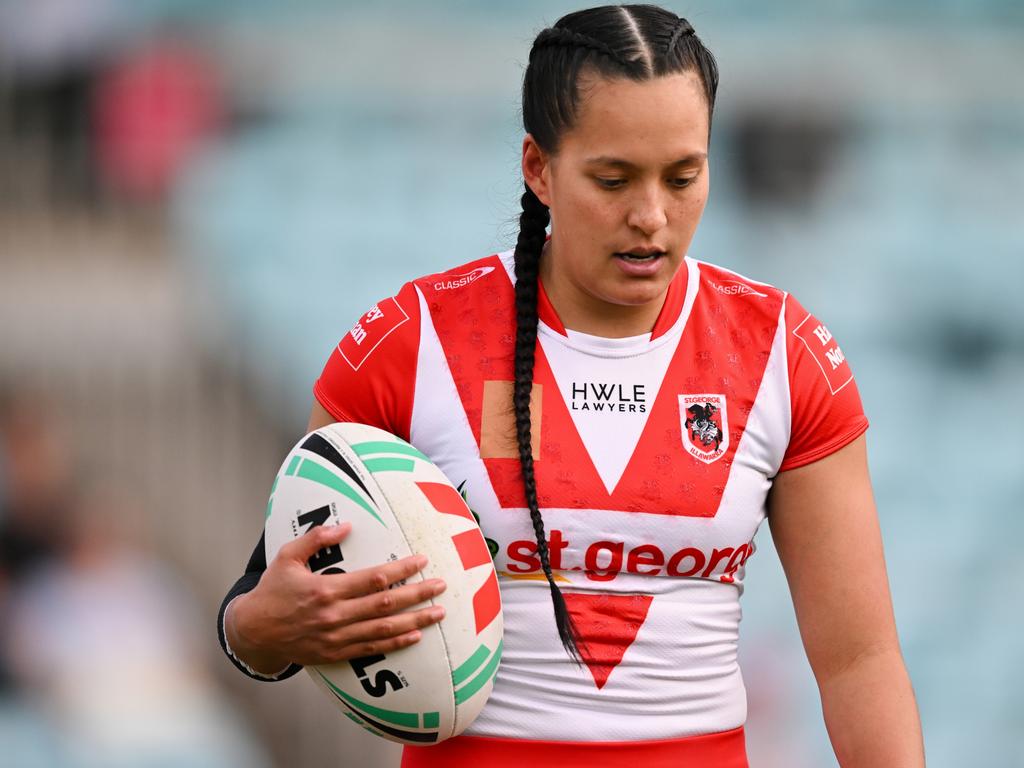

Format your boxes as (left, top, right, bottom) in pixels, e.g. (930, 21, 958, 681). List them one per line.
(1, 1, 1021, 766)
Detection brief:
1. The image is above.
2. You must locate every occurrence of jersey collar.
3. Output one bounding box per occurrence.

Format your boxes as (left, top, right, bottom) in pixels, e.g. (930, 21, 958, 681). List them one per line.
(537, 256, 690, 342)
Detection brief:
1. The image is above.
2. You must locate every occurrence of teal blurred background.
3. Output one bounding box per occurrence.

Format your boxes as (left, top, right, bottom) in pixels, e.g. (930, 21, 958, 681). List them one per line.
(1, 2, 1021, 766)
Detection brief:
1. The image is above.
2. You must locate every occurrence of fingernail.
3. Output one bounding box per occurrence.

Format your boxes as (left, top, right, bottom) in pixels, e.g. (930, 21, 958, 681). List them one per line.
(430, 579, 446, 594)
(431, 606, 445, 620)
(414, 554, 428, 568)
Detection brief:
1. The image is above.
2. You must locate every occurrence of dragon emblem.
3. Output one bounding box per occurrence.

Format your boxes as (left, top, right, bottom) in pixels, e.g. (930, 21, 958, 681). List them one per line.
(679, 394, 729, 464)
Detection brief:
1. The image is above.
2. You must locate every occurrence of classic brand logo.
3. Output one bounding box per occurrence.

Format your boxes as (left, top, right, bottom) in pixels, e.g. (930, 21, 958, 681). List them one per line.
(680, 393, 729, 464)
(708, 279, 767, 298)
(570, 382, 647, 413)
(433, 266, 495, 291)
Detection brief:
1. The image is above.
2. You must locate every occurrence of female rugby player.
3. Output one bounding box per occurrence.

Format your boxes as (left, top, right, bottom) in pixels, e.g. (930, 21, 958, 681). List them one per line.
(219, 5, 925, 766)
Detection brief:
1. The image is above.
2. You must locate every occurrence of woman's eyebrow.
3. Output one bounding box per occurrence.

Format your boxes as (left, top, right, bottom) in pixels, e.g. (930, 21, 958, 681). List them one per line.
(583, 152, 707, 168)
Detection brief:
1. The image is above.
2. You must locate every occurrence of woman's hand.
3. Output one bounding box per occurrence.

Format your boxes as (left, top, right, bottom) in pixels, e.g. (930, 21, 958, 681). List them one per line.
(226, 521, 447, 674)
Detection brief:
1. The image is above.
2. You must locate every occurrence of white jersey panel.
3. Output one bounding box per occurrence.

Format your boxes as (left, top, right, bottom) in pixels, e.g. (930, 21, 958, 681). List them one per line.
(539, 330, 676, 494)
(537, 258, 702, 495)
(733, 300, 793, 481)
(408, 287, 502, 518)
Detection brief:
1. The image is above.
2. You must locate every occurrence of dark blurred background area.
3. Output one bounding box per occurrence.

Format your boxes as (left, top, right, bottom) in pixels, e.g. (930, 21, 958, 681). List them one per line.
(1, 2, 1022, 766)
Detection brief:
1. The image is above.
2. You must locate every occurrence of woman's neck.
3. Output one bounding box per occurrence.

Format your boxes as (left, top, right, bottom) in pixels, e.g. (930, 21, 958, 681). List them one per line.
(538, 243, 670, 338)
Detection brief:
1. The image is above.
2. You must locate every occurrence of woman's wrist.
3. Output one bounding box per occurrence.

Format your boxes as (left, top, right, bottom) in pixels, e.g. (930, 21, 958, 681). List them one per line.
(224, 592, 294, 677)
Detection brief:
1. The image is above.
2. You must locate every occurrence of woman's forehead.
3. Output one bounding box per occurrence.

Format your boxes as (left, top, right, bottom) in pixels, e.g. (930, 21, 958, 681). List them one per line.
(561, 71, 709, 162)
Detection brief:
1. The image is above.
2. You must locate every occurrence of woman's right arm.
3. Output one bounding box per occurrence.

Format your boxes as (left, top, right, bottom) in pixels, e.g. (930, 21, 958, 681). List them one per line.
(217, 402, 447, 679)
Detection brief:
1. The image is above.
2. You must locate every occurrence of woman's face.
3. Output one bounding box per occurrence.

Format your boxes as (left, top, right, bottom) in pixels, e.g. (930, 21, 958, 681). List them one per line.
(523, 70, 710, 336)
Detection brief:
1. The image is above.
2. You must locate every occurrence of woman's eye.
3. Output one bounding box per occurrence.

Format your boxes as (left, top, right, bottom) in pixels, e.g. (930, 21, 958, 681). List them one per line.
(595, 176, 697, 189)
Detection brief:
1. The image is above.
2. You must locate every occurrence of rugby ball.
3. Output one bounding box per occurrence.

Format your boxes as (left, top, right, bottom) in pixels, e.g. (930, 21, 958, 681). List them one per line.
(263, 422, 503, 745)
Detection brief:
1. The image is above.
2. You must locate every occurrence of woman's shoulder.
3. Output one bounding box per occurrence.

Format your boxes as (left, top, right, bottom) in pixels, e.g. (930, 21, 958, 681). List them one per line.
(409, 248, 515, 294)
(686, 256, 787, 303)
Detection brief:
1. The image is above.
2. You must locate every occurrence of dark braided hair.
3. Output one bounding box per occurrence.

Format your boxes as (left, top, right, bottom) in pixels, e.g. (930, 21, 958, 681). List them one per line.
(513, 4, 719, 661)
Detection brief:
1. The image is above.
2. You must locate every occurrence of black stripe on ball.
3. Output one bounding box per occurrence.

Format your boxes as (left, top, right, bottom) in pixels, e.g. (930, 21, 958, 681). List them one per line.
(335, 698, 440, 743)
(301, 432, 372, 498)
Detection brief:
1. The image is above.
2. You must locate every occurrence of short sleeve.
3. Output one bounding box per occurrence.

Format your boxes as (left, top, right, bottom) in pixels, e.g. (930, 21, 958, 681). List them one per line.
(779, 293, 869, 472)
(313, 281, 421, 440)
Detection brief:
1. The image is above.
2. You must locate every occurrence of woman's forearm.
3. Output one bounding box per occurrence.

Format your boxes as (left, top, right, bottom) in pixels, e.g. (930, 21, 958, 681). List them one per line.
(818, 647, 925, 767)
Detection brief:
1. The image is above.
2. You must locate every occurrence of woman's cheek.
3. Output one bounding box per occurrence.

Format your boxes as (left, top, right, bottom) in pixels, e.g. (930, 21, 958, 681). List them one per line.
(677, 187, 708, 224)
(575, 188, 621, 225)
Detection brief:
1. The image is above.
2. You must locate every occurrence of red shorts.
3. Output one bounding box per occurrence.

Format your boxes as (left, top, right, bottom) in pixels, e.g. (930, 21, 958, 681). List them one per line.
(401, 726, 748, 768)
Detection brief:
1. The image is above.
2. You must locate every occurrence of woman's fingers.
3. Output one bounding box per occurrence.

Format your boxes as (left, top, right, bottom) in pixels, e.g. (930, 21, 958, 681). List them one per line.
(312, 629, 426, 665)
(262, 529, 452, 665)
(277, 521, 352, 565)
(322, 553, 432, 599)
(329, 577, 447, 626)
(293, 604, 445, 666)
(326, 605, 446, 654)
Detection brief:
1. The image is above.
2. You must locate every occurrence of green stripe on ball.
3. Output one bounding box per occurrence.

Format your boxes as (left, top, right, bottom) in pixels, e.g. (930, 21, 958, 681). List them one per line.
(296, 459, 387, 527)
(353, 440, 430, 463)
(454, 640, 503, 705)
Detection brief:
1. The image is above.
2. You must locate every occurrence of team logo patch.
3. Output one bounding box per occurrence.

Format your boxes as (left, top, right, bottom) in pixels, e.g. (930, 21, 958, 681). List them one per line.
(432, 266, 495, 291)
(680, 394, 729, 464)
(338, 298, 410, 371)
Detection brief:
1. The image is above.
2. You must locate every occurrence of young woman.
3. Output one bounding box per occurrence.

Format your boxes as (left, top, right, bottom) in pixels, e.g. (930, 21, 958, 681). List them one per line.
(218, 5, 925, 766)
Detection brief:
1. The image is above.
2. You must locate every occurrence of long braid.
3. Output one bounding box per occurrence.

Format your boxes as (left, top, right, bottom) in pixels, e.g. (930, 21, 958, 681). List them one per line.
(512, 183, 584, 664)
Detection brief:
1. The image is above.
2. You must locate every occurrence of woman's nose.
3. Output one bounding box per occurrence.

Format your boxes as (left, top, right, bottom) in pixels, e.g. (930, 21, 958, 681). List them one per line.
(626, 188, 668, 234)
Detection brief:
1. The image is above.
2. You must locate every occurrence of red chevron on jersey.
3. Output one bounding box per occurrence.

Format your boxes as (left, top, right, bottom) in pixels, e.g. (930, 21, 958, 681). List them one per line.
(416, 259, 783, 518)
(563, 592, 654, 690)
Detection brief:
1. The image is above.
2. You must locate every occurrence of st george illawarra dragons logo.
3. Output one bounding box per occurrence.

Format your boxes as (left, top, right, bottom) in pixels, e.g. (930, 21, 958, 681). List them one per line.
(679, 394, 729, 464)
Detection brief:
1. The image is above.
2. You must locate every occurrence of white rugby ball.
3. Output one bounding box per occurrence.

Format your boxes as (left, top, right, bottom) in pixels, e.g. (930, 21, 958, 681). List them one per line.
(263, 422, 503, 745)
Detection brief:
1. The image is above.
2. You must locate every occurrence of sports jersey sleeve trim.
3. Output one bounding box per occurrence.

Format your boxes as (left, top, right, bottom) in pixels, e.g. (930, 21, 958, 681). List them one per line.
(312, 379, 355, 424)
(776, 415, 869, 473)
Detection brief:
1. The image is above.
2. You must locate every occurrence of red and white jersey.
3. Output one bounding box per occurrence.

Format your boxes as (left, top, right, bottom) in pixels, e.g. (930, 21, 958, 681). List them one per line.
(314, 249, 867, 742)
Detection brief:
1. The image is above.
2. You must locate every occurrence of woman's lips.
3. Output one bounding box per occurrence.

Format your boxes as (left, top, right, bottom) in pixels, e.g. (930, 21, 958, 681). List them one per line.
(613, 251, 666, 276)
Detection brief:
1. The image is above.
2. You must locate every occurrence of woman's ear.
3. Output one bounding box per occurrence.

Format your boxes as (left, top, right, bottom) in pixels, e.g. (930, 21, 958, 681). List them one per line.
(521, 134, 552, 207)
